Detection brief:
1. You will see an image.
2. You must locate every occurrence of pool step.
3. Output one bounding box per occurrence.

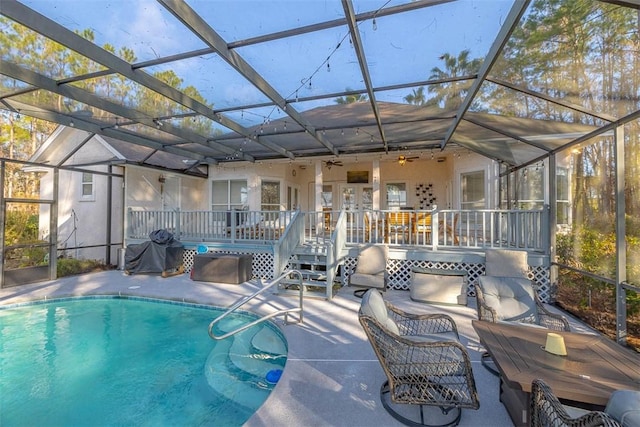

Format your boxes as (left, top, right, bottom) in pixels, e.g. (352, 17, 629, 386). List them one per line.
(228, 325, 286, 377)
(204, 325, 286, 407)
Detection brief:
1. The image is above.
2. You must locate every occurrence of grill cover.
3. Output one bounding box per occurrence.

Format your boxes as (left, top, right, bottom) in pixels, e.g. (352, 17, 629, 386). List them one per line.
(124, 230, 184, 274)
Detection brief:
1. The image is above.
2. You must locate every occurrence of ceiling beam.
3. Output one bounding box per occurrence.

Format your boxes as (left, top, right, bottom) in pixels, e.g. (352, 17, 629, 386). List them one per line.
(158, 0, 339, 157)
(485, 77, 618, 123)
(5, 99, 217, 165)
(0, 60, 255, 162)
(462, 116, 551, 152)
(501, 109, 640, 176)
(342, 0, 387, 152)
(441, 0, 531, 148)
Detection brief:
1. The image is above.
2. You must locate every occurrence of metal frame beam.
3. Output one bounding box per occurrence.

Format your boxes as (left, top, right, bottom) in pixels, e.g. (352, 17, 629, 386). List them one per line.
(158, 0, 338, 156)
(1, 0, 292, 159)
(0, 60, 253, 162)
(342, 0, 387, 152)
(442, 0, 531, 148)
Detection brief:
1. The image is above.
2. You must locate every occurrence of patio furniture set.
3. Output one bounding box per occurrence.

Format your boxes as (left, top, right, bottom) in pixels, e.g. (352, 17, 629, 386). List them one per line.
(354, 248, 640, 427)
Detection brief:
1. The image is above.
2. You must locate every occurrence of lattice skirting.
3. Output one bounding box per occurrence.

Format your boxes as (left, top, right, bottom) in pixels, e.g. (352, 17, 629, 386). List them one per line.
(183, 249, 275, 280)
(183, 249, 552, 302)
(343, 257, 552, 303)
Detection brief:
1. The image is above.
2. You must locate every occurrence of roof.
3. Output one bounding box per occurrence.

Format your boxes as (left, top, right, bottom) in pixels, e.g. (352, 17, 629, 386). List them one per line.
(2, 0, 639, 172)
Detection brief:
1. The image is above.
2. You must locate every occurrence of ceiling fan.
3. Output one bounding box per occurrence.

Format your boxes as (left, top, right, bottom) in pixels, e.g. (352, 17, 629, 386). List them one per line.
(398, 155, 419, 166)
(324, 160, 344, 169)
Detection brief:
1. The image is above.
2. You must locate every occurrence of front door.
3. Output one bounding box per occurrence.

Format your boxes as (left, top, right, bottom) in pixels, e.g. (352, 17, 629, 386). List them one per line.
(339, 184, 373, 227)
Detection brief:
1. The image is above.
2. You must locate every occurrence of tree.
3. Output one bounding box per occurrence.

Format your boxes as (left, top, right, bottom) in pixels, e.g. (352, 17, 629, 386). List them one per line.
(334, 88, 368, 104)
(404, 86, 427, 106)
(423, 49, 482, 110)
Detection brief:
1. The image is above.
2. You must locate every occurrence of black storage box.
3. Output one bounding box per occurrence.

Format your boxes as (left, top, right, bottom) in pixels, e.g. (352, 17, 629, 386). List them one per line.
(191, 253, 253, 284)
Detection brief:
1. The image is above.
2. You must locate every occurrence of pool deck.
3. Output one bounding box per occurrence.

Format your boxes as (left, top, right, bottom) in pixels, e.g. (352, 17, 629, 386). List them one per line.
(0, 270, 599, 427)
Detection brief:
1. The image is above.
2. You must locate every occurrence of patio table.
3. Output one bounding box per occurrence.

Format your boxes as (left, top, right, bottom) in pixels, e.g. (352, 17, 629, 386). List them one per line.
(472, 320, 640, 427)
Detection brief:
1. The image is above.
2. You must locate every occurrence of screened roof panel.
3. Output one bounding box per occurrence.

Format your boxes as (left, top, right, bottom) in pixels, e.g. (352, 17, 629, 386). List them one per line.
(472, 81, 611, 128)
(143, 53, 273, 111)
(21, 0, 209, 62)
(359, 1, 508, 88)
(2, 0, 638, 171)
(0, 76, 33, 97)
(234, 25, 362, 100)
(0, 21, 108, 80)
(488, 1, 639, 122)
(189, 0, 345, 43)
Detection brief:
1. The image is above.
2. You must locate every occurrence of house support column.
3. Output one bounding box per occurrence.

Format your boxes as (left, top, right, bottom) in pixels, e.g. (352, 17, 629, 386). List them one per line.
(315, 161, 323, 231)
(372, 159, 380, 210)
(547, 155, 558, 298)
(105, 165, 113, 265)
(614, 125, 627, 345)
(49, 168, 59, 280)
(0, 161, 5, 288)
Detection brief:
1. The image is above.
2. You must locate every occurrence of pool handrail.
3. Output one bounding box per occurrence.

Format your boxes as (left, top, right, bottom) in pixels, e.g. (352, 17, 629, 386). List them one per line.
(208, 269, 304, 340)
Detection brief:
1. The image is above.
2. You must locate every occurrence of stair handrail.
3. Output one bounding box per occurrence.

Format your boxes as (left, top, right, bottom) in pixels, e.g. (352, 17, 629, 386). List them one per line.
(208, 269, 304, 340)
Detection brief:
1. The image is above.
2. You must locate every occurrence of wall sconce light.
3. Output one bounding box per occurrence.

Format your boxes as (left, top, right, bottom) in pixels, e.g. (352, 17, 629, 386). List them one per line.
(158, 174, 166, 183)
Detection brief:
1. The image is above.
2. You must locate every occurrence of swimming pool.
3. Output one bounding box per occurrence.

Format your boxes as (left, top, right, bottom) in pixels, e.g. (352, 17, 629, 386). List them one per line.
(0, 296, 287, 426)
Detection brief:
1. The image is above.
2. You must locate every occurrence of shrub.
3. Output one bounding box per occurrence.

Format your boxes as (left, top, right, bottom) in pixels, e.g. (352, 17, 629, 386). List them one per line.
(57, 258, 107, 277)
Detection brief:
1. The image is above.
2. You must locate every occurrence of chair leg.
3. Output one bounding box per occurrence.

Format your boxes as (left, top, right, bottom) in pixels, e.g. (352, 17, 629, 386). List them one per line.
(353, 289, 367, 298)
(379, 381, 463, 427)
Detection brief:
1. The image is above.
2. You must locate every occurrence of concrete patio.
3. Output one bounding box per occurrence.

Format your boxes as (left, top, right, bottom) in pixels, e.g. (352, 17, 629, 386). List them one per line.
(0, 270, 598, 427)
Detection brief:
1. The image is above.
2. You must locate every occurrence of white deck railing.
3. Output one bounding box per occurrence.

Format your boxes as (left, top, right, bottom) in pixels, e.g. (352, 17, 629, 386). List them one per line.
(127, 208, 547, 251)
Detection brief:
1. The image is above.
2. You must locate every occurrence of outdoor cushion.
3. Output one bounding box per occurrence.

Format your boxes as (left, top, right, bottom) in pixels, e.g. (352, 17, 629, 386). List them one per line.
(478, 276, 539, 323)
(406, 331, 460, 343)
(360, 289, 400, 335)
(605, 390, 640, 427)
(484, 249, 529, 278)
(350, 272, 385, 289)
(354, 245, 388, 275)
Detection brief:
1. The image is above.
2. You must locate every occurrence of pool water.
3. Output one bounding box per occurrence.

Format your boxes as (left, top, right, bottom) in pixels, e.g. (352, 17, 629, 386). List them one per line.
(0, 297, 287, 426)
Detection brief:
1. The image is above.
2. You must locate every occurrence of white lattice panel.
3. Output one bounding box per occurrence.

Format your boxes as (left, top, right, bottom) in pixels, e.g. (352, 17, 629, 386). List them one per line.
(346, 256, 552, 302)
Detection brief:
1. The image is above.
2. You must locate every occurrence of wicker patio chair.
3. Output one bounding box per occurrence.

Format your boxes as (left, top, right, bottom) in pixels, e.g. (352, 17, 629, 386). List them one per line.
(358, 289, 479, 427)
(531, 379, 622, 427)
(476, 249, 570, 331)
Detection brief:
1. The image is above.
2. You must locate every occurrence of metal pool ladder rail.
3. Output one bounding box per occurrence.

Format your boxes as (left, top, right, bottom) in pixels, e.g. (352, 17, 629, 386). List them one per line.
(208, 269, 304, 340)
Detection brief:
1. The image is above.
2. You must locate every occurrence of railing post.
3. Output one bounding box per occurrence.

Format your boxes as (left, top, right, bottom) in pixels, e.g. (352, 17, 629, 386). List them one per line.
(541, 206, 550, 255)
(432, 209, 439, 250)
(174, 208, 181, 239)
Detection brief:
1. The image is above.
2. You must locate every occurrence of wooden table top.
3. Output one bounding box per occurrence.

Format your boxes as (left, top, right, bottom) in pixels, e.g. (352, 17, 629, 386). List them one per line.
(472, 320, 640, 406)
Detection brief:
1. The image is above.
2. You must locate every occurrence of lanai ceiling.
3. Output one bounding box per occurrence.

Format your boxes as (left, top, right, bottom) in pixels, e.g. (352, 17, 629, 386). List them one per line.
(1, 0, 639, 174)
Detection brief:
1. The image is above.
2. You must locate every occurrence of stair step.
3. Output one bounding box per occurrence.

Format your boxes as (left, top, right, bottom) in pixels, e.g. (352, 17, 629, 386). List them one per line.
(228, 326, 286, 377)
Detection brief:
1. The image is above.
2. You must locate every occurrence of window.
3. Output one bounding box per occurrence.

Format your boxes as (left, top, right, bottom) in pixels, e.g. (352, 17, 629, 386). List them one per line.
(386, 183, 407, 208)
(211, 179, 247, 210)
(556, 167, 570, 225)
(81, 172, 94, 200)
(461, 171, 484, 209)
(516, 166, 544, 210)
(261, 180, 280, 211)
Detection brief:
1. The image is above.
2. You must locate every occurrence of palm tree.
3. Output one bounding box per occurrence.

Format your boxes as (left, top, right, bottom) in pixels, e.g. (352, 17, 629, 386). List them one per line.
(404, 86, 427, 105)
(334, 88, 368, 104)
(424, 49, 482, 110)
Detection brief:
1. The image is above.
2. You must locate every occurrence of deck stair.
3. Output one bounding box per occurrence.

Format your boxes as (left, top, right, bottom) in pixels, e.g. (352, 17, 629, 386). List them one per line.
(278, 239, 341, 299)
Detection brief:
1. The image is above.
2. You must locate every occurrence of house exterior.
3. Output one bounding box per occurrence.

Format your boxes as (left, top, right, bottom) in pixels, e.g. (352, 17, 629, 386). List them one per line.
(24, 125, 577, 302)
(29, 126, 513, 251)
